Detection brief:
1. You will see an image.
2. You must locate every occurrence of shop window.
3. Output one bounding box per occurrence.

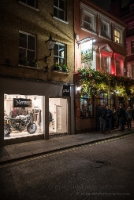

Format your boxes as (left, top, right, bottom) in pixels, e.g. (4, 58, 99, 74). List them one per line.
(97, 92, 115, 108)
(54, 43, 66, 65)
(131, 40, 134, 54)
(4, 94, 42, 139)
(19, 31, 36, 66)
(80, 3, 97, 34)
(54, 0, 66, 21)
(19, 0, 37, 8)
(80, 97, 93, 118)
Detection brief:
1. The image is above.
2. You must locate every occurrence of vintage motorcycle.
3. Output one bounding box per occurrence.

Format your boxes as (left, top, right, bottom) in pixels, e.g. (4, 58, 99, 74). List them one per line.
(4, 112, 37, 135)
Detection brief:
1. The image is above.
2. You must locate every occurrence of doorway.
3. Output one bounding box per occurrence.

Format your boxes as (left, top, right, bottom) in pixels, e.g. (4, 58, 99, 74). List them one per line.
(49, 98, 68, 135)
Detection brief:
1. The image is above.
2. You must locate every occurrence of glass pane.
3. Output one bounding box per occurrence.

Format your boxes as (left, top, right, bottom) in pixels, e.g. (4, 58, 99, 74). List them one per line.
(80, 98, 93, 118)
(84, 15, 91, 23)
(19, 33, 27, 48)
(27, 0, 35, 7)
(19, 48, 26, 58)
(54, 57, 58, 64)
(59, 58, 65, 65)
(28, 35, 35, 50)
(58, 10, 64, 20)
(54, 8, 57, 17)
(27, 50, 35, 60)
(54, 44, 58, 56)
(59, 0, 64, 10)
(54, 0, 58, 7)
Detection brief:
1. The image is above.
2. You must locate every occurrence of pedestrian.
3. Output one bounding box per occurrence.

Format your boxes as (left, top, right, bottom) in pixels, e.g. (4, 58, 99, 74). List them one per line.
(117, 103, 126, 131)
(131, 104, 134, 121)
(112, 107, 117, 129)
(97, 103, 107, 133)
(125, 106, 132, 130)
(106, 105, 113, 131)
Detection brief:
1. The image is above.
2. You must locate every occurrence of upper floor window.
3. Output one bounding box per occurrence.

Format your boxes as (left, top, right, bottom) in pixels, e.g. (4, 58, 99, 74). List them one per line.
(19, 31, 36, 66)
(54, 43, 66, 65)
(113, 23, 124, 45)
(54, 0, 66, 21)
(131, 40, 134, 54)
(114, 29, 121, 43)
(99, 14, 111, 40)
(19, 0, 37, 8)
(80, 3, 97, 34)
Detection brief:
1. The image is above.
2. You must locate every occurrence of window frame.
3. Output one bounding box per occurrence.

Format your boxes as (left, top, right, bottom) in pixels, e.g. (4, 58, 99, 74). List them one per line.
(80, 96, 94, 119)
(53, 0, 67, 22)
(19, 30, 37, 66)
(18, 0, 38, 9)
(80, 3, 97, 34)
(99, 14, 111, 40)
(113, 22, 124, 45)
(54, 42, 67, 66)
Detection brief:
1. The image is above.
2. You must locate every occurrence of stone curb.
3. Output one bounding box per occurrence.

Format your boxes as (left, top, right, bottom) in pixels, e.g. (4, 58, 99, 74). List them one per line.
(0, 131, 133, 166)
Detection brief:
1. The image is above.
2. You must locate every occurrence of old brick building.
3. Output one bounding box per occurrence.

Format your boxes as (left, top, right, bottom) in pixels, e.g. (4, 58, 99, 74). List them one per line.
(0, 0, 75, 146)
(74, 0, 127, 133)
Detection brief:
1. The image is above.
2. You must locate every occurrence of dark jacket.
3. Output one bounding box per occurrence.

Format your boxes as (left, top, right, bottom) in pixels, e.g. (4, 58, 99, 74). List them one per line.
(97, 107, 107, 119)
(106, 109, 113, 118)
(117, 107, 125, 118)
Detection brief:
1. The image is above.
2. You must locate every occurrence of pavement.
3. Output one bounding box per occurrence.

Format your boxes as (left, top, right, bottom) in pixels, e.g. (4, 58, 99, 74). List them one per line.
(0, 128, 134, 165)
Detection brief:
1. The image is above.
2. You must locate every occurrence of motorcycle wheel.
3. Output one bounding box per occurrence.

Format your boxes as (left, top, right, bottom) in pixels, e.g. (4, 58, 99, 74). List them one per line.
(27, 123, 37, 134)
(4, 124, 10, 135)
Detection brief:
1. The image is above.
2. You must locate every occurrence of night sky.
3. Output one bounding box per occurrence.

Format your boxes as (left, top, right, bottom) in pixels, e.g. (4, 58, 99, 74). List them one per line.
(91, 0, 131, 11)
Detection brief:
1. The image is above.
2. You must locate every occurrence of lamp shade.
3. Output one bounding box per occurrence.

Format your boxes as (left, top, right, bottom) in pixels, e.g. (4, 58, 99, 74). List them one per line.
(46, 36, 56, 50)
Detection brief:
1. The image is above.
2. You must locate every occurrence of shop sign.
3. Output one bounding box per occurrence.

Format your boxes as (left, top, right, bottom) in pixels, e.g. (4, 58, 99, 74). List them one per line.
(81, 40, 93, 63)
(13, 98, 32, 107)
(62, 85, 70, 97)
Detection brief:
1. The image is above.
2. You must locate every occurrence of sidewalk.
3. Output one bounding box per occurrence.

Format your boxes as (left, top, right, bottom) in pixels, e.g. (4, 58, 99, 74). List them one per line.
(0, 129, 134, 165)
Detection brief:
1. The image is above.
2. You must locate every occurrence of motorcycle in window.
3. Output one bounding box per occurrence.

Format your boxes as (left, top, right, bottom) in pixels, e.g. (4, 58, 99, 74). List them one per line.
(4, 112, 37, 135)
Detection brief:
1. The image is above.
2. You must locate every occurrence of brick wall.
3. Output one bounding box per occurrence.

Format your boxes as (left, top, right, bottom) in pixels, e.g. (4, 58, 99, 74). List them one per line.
(0, 0, 74, 84)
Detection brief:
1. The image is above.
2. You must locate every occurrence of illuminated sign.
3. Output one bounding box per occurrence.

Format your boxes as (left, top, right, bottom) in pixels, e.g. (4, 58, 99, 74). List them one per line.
(13, 98, 32, 107)
(81, 40, 93, 63)
(62, 85, 70, 97)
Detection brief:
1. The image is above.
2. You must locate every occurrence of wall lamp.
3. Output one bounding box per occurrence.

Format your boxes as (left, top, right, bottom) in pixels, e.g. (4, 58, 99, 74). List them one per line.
(45, 35, 56, 62)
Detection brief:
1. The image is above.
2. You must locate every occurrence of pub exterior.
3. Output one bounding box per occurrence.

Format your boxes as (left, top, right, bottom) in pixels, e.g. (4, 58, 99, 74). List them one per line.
(73, 0, 128, 133)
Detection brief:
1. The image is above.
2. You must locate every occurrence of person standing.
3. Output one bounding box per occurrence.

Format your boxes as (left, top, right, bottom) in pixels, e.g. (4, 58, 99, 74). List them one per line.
(112, 107, 117, 129)
(117, 103, 126, 131)
(125, 106, 132, 130)
(97, 103, 107, 133)
(106, 105, 113, 131)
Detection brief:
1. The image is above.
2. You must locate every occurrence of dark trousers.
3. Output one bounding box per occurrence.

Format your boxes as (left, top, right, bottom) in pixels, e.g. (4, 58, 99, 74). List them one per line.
(106, 118, 112, 130)
(118, 117, 125, 131)
(126, 118, 132, 129)
(99, 118, 106, 132)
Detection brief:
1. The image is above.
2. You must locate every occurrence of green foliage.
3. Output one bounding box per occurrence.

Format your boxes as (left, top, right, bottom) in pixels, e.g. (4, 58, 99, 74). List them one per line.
(54, 63, 69, 73)
(19, 57, 38, 67)
(78, 67, 134, 98)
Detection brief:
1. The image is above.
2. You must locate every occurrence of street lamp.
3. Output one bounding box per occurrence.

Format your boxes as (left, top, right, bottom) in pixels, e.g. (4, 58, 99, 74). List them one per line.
(45, 35, 56, 62)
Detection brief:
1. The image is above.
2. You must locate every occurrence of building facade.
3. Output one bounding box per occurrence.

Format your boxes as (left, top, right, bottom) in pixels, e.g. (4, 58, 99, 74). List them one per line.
(110, 0, 134, 106)
(0, 0, 75, 146)
(74, 0, 127, 133)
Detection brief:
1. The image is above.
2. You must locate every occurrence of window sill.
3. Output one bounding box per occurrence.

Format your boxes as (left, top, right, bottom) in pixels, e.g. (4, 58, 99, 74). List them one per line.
(81, 27, 97, 35)
(113, 41, 124, 47)
(18, 1, 39, 11)
(99, 34, 112, 41)
(53, 70, 68, 74)
(18, 64, 40, 70)
(53, 16, 69, 24)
